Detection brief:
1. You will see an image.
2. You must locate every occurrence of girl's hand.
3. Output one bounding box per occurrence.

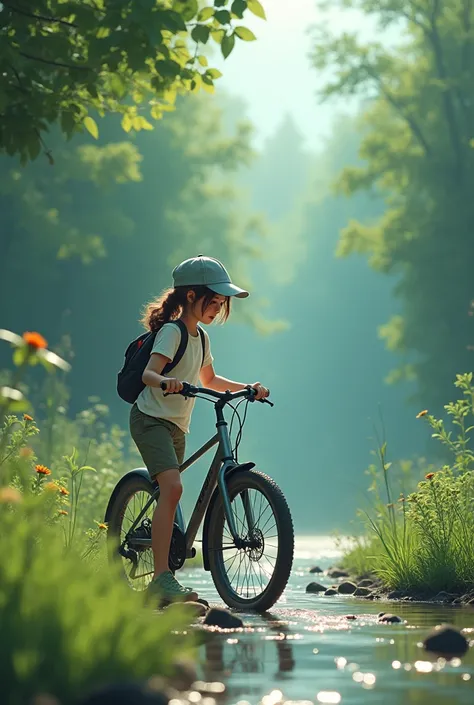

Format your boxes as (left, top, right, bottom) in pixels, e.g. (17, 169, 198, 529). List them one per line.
(251, 382, 270, 400)
(162, 377, 183, 394)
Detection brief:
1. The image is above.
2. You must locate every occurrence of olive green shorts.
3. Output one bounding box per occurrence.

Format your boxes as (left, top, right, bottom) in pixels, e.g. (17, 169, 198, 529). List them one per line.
(129, 403, 185, 479)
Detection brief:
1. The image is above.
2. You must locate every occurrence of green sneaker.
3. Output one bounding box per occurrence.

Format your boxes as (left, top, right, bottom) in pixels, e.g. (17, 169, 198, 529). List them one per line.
(148, 570, 198, 604)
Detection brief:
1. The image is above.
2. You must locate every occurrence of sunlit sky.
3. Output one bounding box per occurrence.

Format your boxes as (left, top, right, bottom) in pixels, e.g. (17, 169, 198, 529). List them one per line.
(212, 0, 380, 151)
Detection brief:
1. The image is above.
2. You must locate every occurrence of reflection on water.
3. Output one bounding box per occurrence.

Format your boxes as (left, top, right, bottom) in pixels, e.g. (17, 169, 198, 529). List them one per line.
(180, 536, 474, 704)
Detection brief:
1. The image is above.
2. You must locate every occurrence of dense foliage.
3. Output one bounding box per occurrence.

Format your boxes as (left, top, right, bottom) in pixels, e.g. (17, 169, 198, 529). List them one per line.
(0, 0, 265, 163)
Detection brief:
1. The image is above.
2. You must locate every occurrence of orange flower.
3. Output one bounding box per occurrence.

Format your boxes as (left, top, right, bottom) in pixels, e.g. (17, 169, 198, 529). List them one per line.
(20, 447, 34, 458)
(23, 331, 48, 349)
(45, 482, 59, 492)
(58, 509, 68, 516)
(0, 487, 22, 504)
(23, 414, 33, 422)
(35, 464, 51, 476)
(425, 472, 435, 480)
(416, 410, 428, 419)
(59, 486, 69, 496)
(97, 522, 107, 530)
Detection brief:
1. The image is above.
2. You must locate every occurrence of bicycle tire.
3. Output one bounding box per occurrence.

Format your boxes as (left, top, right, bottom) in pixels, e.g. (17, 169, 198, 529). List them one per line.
(207, 469, 294, 612)
(106, 474, 157, 590)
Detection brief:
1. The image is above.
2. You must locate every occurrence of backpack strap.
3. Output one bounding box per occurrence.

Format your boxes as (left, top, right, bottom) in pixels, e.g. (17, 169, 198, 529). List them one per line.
(161, 320, 188, 375)
(197, 325, 206, 368)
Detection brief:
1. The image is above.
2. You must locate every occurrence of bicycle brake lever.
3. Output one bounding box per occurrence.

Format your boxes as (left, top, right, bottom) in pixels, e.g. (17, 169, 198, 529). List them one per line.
(260, 398, 274, 407)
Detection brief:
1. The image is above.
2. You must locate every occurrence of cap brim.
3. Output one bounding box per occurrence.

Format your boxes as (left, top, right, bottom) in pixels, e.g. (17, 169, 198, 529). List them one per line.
(209, 282, 249, 299)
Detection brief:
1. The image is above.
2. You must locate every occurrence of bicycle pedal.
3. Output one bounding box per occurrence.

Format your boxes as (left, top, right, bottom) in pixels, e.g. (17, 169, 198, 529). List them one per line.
(185, 547, 196, 558)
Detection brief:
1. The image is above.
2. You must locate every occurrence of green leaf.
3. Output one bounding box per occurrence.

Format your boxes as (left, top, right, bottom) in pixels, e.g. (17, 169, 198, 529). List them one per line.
(79, 465, 97, 473)
(156, 59, 182, 78)
(121, 114, 133, 133)
(83, 116, 99, 139)
(221, 32, 235, 58)
(197, 54, 208, 67)
(247, 0, 266, 19)
(198, 6, 215, 21)
(191, 25, 211, 44)
(234, 25, 256, 40)
(231, 0, 247, 18)
(172, 0, 199, 22)
(214, 0, 227, 6)
(211, 28, 225, 43)
(13, 347, 28, 367)
(206, 68, 223, 79)
(215, 9, 231, 24)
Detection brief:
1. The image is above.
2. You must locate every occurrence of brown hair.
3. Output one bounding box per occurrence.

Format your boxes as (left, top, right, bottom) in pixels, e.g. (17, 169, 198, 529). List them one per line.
(141, 285, 231, 332)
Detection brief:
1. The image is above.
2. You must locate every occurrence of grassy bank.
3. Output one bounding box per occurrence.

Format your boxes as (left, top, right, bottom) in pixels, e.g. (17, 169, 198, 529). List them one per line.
(340, 373, 474, 597)
(0, 330, 194, 704)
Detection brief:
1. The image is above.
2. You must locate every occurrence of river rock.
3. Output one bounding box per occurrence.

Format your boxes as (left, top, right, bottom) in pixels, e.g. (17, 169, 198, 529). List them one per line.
(345, 614, 357, 620)
(378, 613, 402, 624)
(165, 601, 207, 618)
(338, 581, 357, 595)
(358, 579, 374, 588)
(306, 582, 326, 593)
(423, 624, 469, 657)
(433, 591, 456, 603)
(310, 565, 323, 574)
(353, 587, 372, 597)
(203, 608, 244, 629)
(327, 568, 350, 579)
(387, 590, 404, 599)
(324, 588, 338, 596)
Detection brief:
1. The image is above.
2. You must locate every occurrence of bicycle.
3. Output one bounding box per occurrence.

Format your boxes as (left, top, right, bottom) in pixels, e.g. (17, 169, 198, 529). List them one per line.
(105, 383, 294, 612)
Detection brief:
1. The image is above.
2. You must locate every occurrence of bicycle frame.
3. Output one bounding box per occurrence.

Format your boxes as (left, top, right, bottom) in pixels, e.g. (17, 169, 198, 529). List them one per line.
(123, 394, 257, 557)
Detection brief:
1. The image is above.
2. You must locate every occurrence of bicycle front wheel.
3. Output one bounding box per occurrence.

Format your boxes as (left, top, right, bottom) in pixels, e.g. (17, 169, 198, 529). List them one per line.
(207, 469, 294, 612)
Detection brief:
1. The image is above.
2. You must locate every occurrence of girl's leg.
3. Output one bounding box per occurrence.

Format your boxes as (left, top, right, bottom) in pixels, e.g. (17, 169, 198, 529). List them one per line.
(152, 468, 182, 577)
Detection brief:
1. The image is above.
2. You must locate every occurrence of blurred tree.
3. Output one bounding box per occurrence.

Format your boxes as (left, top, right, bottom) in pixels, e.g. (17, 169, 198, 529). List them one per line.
(0, 92, 264, 411)
(0, 0, 265, 163)
(311, 0, 474, 408)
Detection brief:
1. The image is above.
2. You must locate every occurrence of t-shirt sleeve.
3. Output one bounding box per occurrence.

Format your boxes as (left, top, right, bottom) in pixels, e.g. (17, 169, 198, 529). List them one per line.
(202, 329, 214, 368)
(151, 324, 180, 362)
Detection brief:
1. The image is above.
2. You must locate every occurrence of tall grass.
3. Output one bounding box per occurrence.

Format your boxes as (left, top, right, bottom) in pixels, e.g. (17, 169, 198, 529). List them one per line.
(0, 330, 192, 703)
(342, 373, 474, 595)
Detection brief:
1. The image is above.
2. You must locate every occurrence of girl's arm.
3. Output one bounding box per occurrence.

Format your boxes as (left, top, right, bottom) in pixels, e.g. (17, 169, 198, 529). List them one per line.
(200, 364, 269, 400)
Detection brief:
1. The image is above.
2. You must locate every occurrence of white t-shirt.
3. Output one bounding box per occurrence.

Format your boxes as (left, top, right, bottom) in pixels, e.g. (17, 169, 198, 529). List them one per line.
(136, 322, 213, 433)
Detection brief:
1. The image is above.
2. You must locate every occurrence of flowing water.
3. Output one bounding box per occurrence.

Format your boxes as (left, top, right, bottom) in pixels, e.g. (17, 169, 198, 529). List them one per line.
(179, 536, 474, 705)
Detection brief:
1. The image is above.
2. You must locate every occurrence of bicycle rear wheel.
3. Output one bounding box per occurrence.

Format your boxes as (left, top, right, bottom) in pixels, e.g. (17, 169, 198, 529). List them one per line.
(106, 474, 157, 591)
(207, 469, 294, 612)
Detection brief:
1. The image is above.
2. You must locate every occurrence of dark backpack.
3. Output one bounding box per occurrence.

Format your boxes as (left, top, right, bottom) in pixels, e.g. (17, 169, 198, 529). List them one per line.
(117, 319, 205, 404)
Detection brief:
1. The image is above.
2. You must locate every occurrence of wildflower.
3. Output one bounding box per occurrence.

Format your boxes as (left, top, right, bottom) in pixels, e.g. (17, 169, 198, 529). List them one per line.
(58, 510, 68, 516)
(20, 447, 33, 458)
(96, 522, 107, 530)
(22, 331, 47, 349)
(0, 487, 22, 504)
(35, 464, 51, 476)
(23, 414, 33, 422)
(59, 486, 69, 496)
(416, 410, 428, 418)
(425, 472, 435, 480)
(45, 482, 59, 492)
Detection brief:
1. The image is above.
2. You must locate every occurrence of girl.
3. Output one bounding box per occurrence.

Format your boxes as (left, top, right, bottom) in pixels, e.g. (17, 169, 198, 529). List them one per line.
(130, 255, 270, 603)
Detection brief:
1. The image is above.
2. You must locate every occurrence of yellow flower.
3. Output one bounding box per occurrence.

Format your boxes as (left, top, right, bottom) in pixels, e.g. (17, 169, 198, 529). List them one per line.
(22, 331, 47, 349)
(96, 522, 107, 530)
(58, 510, 68, 516)
(23, 414, 33, 422)
(416, 410, 428, 418)
(59, 486, 69, 496)
(35, 464, 51, 476)
(0, 487, 22, 504)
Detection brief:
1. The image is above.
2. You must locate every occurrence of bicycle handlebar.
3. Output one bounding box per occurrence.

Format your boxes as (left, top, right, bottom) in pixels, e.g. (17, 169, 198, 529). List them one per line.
(159, 381, 273, 406)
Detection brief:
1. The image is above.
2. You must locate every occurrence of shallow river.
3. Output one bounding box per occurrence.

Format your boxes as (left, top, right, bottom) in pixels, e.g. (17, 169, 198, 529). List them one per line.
(179, 536, 474, 705)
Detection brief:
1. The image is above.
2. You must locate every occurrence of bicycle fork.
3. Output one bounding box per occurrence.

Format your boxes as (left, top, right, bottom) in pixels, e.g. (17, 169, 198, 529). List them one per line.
(216, 405, 257, 549)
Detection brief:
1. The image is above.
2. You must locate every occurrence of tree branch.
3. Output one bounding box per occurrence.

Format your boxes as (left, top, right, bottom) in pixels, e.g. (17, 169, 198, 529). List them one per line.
(2, 1, 77, 28)
(365, 66, 432, 157)
(19, 52, 91, 71)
